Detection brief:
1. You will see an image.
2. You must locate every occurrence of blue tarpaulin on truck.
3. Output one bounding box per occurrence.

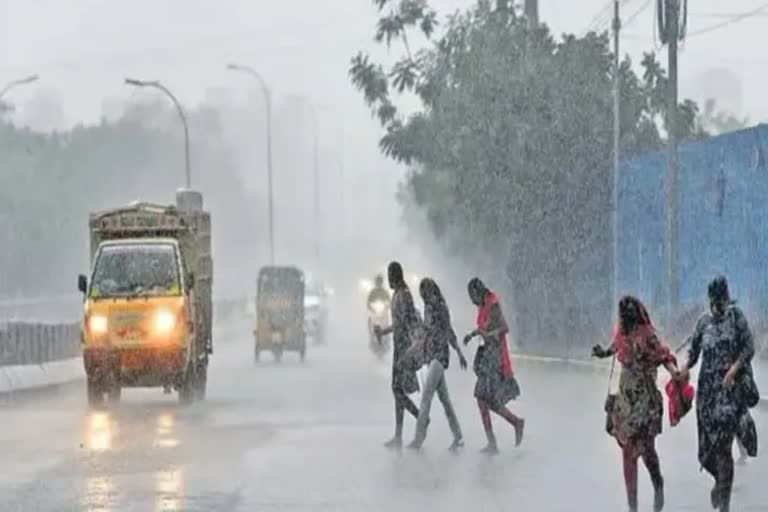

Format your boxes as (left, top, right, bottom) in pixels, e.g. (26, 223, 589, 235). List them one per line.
(617, 124, 768, 321)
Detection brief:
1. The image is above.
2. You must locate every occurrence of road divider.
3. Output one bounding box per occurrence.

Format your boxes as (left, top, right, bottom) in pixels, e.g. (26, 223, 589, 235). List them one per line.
(0, 299, 253, 397)
(0, 357, 83, 395)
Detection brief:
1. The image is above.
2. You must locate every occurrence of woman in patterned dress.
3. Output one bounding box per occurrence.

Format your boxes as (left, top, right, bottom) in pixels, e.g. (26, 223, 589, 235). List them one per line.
(463, 278, 524, 454)
(677, 276, 755, 512)
(593, 295, 678, 512)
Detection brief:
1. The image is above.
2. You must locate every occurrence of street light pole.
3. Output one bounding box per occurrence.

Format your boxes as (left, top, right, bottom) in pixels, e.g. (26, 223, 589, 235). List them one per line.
(227, 64, 275, 265)
(303, 101, 320, 263)
(0, 74, 40, 102)
(612, 0, 621, 314)
(124, 78, 191, 189)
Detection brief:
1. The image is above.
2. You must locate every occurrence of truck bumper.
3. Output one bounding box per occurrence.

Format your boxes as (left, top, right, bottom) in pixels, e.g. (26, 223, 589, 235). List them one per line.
(83, 346, 188, 387)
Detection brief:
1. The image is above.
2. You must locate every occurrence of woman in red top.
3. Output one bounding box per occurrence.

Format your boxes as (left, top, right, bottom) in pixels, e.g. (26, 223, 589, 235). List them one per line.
(463, 278, 524, 454)
(593, 296, 678, 512)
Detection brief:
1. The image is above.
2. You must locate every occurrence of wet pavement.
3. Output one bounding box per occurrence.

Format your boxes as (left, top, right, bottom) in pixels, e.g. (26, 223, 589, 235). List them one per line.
(0, 321, 767, 511)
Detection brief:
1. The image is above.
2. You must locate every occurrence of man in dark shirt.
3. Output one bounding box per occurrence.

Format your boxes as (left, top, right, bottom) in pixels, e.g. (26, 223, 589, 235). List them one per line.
(375, 262, 421, 449)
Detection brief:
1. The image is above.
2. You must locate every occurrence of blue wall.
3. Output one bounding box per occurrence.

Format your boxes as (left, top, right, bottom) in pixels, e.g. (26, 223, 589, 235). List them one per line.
(617, 124, 768, 318)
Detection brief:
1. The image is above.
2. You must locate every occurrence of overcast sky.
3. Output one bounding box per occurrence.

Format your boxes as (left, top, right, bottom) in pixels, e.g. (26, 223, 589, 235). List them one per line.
(1, 0, 765, 126)
(1, 0, 765, 288)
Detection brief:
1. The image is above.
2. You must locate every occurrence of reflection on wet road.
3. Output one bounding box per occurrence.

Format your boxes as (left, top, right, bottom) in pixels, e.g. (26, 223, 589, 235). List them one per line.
(0, 322, 766, 511)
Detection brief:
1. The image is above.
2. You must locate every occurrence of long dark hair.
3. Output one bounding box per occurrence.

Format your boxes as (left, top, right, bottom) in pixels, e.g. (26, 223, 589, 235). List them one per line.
(387, 261, 405, 289)
(468, 277, 488, 306)
(617, 295, 653, 335)
(420, 277, 445, 306)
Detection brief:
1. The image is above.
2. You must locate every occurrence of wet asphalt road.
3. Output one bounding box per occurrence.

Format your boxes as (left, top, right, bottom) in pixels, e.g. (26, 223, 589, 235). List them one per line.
(1, 321, 767, 512)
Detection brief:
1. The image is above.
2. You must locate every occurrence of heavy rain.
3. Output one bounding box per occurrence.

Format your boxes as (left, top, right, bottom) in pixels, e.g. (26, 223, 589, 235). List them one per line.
(0, 1, 767, 511)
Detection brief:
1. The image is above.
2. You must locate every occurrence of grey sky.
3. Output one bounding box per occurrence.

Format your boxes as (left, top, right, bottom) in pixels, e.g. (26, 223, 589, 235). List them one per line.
(2, 1, 764, 262)
(0, 0, 765, 294)
(2, 0, 766, 126)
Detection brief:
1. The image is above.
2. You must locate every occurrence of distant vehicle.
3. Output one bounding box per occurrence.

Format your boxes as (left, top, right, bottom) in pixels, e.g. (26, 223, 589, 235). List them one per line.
(359, 274, 393, 359)
(367, 295, 391, 359)
(304, 281, 331, 345)
(78, 190, 213, 406)
(254, 266, 306, 362)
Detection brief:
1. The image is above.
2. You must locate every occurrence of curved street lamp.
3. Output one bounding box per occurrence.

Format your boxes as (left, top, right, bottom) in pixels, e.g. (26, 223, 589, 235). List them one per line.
(124, 78, 191, 189)
(227, 63, 276, 264)
(0, 74, 40, 102)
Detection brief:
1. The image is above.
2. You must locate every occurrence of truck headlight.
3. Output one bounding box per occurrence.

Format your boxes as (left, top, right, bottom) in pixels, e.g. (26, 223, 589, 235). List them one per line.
(153, 309, 176, 335)
(88, 315, 108, 336)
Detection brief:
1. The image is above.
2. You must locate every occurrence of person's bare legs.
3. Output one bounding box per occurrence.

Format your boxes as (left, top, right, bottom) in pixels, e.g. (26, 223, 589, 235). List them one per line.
(491, 405, 525, 446)
(477, 399, 498, 454)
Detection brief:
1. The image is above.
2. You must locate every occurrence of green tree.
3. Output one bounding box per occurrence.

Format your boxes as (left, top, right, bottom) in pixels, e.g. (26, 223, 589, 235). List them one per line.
(0, 101, 262, 299)
(698, 98, 749, 135)
(350, 0, 708, 353)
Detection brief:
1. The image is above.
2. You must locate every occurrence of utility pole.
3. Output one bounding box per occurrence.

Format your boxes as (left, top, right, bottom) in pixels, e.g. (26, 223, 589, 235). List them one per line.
(301, 100, 321, 265)
(612, 0, 621, 313)
(524, 0, 539, 26)
(313, 118, 320, 263)
(660, 0, 681, 321)
(339, 120, 345, 239)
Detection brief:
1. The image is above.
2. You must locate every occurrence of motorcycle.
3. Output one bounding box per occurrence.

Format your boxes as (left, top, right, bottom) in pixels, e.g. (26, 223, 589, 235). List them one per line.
(367, 299, 391, 359)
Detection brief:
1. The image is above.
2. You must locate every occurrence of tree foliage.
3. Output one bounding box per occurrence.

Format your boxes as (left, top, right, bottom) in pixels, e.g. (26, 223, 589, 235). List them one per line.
(0, 101, 260, 298)
(698, 98, 749, 135)
(350, 0, 711, 352)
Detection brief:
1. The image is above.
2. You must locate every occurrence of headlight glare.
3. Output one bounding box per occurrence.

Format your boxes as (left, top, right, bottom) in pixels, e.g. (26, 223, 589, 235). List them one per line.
(359, 279, 374, 294)
(370, 301, 386, 315)
(153, 309, 176, 334)
(88, 315, 108, 335)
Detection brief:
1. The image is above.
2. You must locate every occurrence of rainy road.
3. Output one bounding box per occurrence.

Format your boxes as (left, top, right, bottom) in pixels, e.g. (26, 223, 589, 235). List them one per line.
(1, 321, 767, 512)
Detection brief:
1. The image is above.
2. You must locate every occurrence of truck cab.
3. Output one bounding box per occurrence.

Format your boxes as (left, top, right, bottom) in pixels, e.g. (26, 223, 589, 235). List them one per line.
(79, 192, 212, 406)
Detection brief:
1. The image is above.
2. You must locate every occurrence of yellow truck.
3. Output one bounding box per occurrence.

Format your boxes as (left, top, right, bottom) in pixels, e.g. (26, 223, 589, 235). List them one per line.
(77, 190, 212, 405)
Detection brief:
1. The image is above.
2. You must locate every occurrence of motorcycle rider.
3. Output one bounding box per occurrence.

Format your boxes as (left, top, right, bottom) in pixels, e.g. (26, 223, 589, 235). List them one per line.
(367, 275, 391, 353)
(368, 275, 391, 307)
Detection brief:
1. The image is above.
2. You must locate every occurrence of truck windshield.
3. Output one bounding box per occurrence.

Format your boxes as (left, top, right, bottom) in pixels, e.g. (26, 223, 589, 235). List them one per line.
(90, 243, 181, 298)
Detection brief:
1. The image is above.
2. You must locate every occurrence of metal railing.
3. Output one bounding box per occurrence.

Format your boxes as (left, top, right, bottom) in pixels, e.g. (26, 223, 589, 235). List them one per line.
(0, 322, 80, 367)
(0, 296, 252, 367)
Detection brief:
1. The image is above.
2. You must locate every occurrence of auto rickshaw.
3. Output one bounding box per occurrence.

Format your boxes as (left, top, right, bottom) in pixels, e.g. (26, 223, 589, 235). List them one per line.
(254, 266, 306, 363)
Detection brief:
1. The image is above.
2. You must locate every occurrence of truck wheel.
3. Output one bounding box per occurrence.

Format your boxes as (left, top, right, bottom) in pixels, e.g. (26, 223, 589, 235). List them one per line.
(178, 365, 195, 405)
(273, 349, 283, 363)
(178, 379, 194, 405)
(194, 363, 208, 401)
(87, 380, 104, 407)
(299, 346, 307, 362)
(107, 385, 122, 404)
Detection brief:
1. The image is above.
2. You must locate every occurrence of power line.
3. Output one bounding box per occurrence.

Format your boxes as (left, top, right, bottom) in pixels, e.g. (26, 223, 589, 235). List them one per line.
(625, 0, 652, 27)
(689, 10, 768, 18)
(686, 3, 768, 37)
(585, 1, 614, 33)
(585, 0, 640, 33)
